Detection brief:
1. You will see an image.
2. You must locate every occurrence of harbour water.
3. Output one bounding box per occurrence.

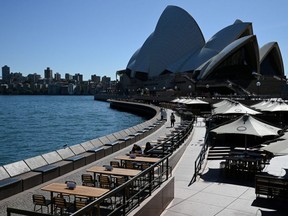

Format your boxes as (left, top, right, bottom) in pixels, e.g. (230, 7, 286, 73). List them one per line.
(0, 95, 145, 166)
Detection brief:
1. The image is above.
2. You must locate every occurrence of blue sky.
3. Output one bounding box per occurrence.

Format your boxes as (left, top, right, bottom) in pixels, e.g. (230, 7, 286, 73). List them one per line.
(0, 0, 287, 81)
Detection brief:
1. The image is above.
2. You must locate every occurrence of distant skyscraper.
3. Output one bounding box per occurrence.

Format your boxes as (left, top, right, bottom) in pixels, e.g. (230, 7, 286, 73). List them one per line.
(44, 67, 53, 79)
(54, 72, 61, 81)
(91, 74, 101, 83)
(73, 73, 83, 82)
(65, 73, 73, 81)
(2, 65, 10, 82)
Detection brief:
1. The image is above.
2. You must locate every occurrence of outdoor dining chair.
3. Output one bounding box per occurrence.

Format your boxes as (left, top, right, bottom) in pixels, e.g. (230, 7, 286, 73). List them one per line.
(110, 160, 121, 168)
(99, 174, 111, 189)
(32, 194, 51, 213)
(82, 174, 96, 187)
(53, 196, 74, 215)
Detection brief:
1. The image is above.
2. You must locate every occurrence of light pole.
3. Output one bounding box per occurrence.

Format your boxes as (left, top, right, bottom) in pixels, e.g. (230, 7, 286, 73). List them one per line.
(206, 84, 209, 97)
(188, 85, 192, 97)
(256, 81, 261, 96)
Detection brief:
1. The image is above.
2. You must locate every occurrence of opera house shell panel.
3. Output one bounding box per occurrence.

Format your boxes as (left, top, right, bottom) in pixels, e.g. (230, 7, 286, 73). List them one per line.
(123, 5, 286, 96)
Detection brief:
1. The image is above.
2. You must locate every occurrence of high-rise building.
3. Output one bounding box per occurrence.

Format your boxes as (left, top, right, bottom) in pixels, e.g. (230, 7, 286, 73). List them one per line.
(65, 73, 73, 81)
(91, 74, 101, 83)
(54, 72, 61, 81)
(2, 65, 10, 82)
(44, 67, 53, 79)
(73, 73, 83, 82)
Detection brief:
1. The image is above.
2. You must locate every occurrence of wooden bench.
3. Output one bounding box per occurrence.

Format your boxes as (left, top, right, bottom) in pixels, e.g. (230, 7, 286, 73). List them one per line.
(255, 175, 288, 199)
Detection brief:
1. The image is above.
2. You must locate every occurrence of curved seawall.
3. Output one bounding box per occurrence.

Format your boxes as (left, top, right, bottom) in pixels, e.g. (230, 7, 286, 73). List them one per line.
(0, 100, 163, 200)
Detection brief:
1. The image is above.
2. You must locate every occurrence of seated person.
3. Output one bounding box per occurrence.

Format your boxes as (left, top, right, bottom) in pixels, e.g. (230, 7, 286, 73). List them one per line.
(130, 144, 142, 155)
(144, 142, 153, 155)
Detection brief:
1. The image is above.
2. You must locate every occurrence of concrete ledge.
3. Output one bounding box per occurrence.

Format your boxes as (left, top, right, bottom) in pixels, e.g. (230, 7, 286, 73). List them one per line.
(0, 166, 10, 181)
(87, 146, 105, 160)
(0, 178, 22, 200)
(104, 140, 121, 152)
(65, 155, 86, 170)
(19, 171, 42, 191)
(34, 164, 59, 182)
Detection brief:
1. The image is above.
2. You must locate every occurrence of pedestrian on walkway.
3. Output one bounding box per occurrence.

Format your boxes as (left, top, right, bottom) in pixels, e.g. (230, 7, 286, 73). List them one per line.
(170, 112, 175, 127)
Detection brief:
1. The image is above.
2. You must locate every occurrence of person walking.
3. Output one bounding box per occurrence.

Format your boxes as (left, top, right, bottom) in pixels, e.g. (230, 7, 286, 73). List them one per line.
(170, 112, 175, 127)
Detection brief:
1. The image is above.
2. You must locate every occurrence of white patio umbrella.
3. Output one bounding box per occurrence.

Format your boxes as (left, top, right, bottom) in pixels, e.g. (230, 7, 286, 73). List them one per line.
(185, 98, 209, 105)
(260, 101, 288, 112)
(211, 114, 282, 150)
(262, 132, 288, 156)
(213, 102, 261, 115)
(212, 99, 234, 108)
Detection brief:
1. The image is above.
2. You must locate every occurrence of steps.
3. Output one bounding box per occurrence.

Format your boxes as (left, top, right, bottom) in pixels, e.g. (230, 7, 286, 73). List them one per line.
(207, 146, 231, 160)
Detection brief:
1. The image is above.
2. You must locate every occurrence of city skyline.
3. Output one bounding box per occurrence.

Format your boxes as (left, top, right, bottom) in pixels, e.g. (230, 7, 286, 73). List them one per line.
(1, 0, 287, 80)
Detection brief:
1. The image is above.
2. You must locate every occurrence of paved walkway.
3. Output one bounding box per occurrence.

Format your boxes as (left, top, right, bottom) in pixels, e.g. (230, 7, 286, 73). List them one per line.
(2, 114, 287, 216)
(161, 118, 287, 216)
(0, 108, 179, 215)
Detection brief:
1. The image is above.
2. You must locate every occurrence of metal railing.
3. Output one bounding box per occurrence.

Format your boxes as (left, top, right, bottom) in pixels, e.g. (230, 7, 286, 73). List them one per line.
(7, 120, 194, 216)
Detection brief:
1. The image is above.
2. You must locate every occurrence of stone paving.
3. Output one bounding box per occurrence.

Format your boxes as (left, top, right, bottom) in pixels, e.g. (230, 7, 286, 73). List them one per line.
(161, 118, 288, 216)
(0, 108, 178, 215)
(2, 113, 288, 216)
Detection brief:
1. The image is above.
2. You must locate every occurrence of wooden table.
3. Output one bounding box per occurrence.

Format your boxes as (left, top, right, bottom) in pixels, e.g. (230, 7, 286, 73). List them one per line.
(114, 155, 160, 164)
(41, 183, 109, 213)
(86, 166, 141, 181)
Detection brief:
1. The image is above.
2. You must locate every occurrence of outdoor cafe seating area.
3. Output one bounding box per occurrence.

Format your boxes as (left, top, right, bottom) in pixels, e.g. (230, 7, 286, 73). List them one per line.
(33, 152, 166, 215)
(220, 148, 271, 178)
(5, 119, 194, 216)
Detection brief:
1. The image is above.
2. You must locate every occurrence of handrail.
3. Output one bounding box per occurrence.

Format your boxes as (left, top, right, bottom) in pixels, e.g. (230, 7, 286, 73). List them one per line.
(71, 154, 171, 216)
(188, 119, 209, 186)
(6, 120, 194, 216)
(188, 141, 208, 186)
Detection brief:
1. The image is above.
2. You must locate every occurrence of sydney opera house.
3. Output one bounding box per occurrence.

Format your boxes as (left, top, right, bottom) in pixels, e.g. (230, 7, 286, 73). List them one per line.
(117, 5, 287, 98)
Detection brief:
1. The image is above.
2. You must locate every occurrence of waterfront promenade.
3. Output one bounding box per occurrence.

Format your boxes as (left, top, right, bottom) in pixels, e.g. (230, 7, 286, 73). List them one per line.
(2, 110, 287, 215)
(161, 119, 287, 216)
(0, 108, 179, 215)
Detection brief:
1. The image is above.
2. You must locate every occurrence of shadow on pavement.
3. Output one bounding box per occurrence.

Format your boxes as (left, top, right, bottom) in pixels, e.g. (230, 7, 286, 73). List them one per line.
(200, 167, 254, 187)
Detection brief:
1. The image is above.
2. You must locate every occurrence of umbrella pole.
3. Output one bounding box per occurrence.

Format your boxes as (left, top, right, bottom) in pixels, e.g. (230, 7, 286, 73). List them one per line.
(245, 135, 247, 151)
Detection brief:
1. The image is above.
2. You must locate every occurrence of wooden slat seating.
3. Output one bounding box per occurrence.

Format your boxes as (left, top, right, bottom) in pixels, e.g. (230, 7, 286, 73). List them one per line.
(98, 174, 112, 189)
(24, 155, 58, 185)
(0, 166, 22, 200)
(42, 151, 74, 177)
(82, 140, 105, 161)
(82, 174, 96, 187)
(74, 196, 92, 216)
(57, 147, 85, 170)
(255, 175, 288, 200)
(53, 196, 74, 215)
(3, 160, 42, 193)
(32, 194, 51, 213)
(69, 144, 96, 165)
(110, 161, 121, 168)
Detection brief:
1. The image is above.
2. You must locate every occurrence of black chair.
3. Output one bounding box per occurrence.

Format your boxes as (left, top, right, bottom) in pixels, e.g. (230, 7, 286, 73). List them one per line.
(110, 160, 121, 168)
(53, 196, 74, 215)
(82, 174, 96, 187)
(32, 194, 51, 213)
